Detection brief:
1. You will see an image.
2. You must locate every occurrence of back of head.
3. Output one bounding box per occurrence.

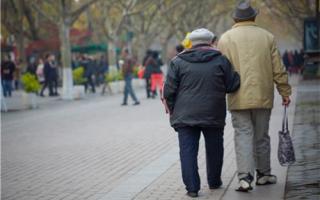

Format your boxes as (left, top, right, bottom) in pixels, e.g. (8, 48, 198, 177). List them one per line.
(45, 53, 51, 60)
(152, 51, 159, 59)
(146, 49, 152, 56)
(232, 1, 258, 23)
(188, 28, 215, 46)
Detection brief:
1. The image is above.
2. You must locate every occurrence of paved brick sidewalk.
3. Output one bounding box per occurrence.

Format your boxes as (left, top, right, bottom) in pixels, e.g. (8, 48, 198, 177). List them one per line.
(2, 89, 175, 200)
(2, 77, 299, 200)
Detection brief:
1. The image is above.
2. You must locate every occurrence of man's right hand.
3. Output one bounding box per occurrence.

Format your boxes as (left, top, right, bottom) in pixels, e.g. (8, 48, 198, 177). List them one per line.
(282, 96, 291, 106)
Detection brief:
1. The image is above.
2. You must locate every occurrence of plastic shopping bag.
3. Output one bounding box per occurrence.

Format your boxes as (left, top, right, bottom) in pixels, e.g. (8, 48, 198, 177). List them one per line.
(278, 106, 296, 166)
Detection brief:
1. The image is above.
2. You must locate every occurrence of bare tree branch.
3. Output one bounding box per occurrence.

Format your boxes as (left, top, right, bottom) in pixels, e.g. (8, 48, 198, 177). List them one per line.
(70, 0, 101, 24)
(31, 2, 58, 24)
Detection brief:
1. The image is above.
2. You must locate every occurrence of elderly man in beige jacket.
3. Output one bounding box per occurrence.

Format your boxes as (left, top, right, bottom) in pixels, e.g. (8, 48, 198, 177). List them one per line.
(218, 2, 291, 192)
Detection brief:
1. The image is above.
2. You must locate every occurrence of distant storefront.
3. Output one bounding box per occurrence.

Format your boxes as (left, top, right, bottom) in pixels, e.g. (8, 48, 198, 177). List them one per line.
(304, 18, 320, 53)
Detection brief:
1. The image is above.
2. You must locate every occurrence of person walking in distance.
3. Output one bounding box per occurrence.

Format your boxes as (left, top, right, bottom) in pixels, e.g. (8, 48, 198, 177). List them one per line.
(83, 55, 96, 94)
(1, 55, 16, 97)
(50, 55, 59, 96)
(218, 1, 292, 192)
(163, 28, 240, 198)
(142, 50, 154, 98)
(36, 58, 45, 86)
(40, 53, 55, 97)
(121, 49, 140, 106)
(150, 51, 164, 98)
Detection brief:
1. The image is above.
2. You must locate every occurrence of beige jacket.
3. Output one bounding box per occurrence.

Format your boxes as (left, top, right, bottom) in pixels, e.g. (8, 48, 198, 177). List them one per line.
(218, 21, 291, 110)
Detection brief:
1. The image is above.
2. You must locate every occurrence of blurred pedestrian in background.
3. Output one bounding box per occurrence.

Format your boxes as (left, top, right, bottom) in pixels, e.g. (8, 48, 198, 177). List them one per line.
(121, 49, 140, 106)
(14, 58, 22, 90)
(298, 49, 304, 73)
(287, 50, 294, 74)
(26, 57, 37, 76)
(36, 58, 45, 84)
(218, 1, 291, 192)
(1, 55, 16, 97)
(282, 50, 290, 71)
(163, 28, 240, 198)
(99, 55, 109, 85)
(40, 53, 58, 97)
(51, 55, 59, 96)
(82, 55, 96, 94)
(142, 50, 154, 98)
(150, 51, 163, 99)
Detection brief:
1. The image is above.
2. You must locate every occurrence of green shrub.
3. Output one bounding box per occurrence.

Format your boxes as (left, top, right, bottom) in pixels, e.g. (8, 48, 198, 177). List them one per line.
(105, 70, 124, 83)
(105, 73, 114, 83)
(21, 73, 41, 93)
(73, 67, 87, 85)
(115, 71, 124, 80)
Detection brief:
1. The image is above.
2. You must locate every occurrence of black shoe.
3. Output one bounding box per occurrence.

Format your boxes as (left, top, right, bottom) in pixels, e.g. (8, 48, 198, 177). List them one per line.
(236, 173, 253, 192)
(186, 192, 198, 198)
(121, 103, 128, 106)
(209, 183, 222, 189)
(40, 94, 45, 97)
(133, 102, 140, 106)
(256, 170, 277, 185)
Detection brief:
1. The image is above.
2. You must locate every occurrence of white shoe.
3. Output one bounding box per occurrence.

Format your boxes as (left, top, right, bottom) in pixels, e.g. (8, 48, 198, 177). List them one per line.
(256, 170, 277, 185)
(236, 174, 253, 192)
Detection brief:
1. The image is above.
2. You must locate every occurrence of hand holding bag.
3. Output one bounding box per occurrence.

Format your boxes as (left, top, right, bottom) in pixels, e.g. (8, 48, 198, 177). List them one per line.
(278, 106, 296, 166)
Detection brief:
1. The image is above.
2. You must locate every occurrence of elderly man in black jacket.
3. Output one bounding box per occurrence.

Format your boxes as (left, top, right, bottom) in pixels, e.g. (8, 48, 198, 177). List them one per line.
(163, 28, 240, 198)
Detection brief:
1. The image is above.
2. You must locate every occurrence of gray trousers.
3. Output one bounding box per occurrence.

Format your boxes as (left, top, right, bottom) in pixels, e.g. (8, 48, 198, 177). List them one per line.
(231, 109, 272, 179)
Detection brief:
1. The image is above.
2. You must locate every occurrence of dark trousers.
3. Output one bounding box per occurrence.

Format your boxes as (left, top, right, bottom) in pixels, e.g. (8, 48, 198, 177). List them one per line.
(2, 80, 13, 97)
(145, 78, 157, 98)
(145, 78, 151, 98)
(177, 126, 224, 192)
(40, 80, 53, 96)
(85, 76, 95, 93)
(52, 79, 58, 95)
(123, 74, 139, 104)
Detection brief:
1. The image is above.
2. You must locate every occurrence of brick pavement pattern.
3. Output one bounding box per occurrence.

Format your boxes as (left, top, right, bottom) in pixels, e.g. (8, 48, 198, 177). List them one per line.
(2, 77, 299, 200)
(2, 91, 176, 200)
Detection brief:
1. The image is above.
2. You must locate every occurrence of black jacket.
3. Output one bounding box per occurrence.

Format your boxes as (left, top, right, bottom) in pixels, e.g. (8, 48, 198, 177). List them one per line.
(143, 56, 156, 79)
(44, 61, 58, 81)
(163, 44, 240, 129)
(1, 61, 16, 80)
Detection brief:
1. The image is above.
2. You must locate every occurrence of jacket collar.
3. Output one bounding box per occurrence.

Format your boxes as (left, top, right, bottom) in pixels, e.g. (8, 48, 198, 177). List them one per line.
(232, 21, 258, 29)
(192, 43, 211, 49)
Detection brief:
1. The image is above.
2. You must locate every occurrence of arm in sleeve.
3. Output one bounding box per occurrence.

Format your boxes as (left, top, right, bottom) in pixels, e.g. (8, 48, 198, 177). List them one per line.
(221, 56, 240, 93)
(271, 38, 291, 97)
(163, 61, 179, 114)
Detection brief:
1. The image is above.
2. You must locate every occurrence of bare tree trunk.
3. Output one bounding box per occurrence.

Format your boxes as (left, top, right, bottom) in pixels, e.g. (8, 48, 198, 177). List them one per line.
(16, 0, 26, 63)
(16, 28, 25, 64)
(161, 41, 169, 65)
(137, 34, 147, 64)
(16, 32, 25, 63)
(59, 20, 73, 100)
